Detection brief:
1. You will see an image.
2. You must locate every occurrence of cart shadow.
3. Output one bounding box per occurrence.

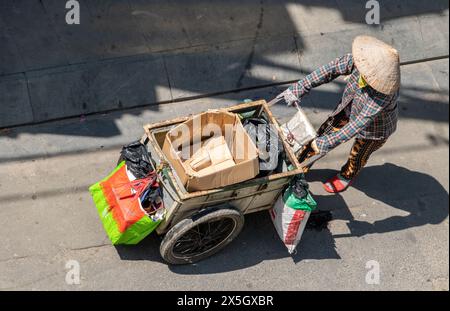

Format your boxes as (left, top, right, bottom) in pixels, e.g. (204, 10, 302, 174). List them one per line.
(115, 235, 166, 264)
(115, 162, 448, 274)
(168, 213, 340, 275)
(114, 210, 341, 270)
(169, 162, 449, 274)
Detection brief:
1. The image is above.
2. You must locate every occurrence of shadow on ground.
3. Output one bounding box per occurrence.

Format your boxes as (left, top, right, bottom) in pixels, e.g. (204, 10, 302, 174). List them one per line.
(115, 163, 449, 274)
(308, 163, 449, 235)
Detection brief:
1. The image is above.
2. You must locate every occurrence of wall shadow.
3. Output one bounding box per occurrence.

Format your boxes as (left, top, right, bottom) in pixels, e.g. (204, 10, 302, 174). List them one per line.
(0, 0, 448, 133)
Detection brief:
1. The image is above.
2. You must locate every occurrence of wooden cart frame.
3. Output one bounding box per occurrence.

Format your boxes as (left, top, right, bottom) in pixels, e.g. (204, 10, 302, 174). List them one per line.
(140, 100, 309, 264)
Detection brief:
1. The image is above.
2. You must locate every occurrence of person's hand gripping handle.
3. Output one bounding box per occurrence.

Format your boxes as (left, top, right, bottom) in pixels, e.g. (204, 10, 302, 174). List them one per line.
(268, 85, 302, 108)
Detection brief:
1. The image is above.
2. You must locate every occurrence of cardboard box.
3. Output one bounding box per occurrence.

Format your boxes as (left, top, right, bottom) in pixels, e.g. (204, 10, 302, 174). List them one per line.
(162, 110, 259, 191)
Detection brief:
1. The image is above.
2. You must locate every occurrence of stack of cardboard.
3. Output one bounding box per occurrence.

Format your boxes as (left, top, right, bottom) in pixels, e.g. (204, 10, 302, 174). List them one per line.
(162, 110, 259, 192)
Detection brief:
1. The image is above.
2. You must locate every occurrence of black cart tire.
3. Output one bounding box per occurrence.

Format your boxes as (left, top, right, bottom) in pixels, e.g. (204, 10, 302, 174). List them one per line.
(160, 208, 244, 265)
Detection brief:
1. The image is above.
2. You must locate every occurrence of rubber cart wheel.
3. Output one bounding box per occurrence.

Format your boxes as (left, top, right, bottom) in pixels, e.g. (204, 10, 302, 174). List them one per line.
(160, 207, 244, 265)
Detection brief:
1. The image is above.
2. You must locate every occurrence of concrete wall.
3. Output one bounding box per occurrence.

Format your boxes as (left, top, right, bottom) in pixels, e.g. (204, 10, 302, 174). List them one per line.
(1, 0, 448, 127)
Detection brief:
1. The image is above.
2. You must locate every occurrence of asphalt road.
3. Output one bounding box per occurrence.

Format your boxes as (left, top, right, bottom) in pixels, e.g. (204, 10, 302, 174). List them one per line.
(0, 1, 448, 291)
(0, 57, 448, 290)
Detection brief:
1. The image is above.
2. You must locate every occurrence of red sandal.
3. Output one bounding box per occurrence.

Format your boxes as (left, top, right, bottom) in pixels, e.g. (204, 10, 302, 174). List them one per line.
(323, 174, 353, 193)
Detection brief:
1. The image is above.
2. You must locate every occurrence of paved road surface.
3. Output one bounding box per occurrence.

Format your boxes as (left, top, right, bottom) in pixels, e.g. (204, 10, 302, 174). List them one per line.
(0, 56, 448, 290)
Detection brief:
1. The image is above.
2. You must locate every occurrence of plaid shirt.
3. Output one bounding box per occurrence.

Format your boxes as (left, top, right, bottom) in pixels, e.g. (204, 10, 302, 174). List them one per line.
(290, 54, 399, 154)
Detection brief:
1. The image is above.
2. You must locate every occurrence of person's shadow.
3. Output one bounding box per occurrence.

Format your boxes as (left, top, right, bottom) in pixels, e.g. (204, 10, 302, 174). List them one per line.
(307, 163, 449, 237)
(116, 163, 449, 273)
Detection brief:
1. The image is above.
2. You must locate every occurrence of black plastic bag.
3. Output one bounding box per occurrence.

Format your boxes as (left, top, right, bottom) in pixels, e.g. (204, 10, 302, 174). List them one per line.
(120, 141, 153, 179)
(242, 117, 284, 174)
(291, 175, 309, 199)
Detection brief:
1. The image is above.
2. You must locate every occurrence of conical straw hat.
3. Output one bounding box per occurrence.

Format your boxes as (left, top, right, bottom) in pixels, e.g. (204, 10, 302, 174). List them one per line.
(352, 36, 401, 95)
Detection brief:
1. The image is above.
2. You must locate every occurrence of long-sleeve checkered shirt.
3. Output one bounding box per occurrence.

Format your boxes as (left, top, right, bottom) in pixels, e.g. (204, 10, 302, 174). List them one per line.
(289, 54, 399, 154)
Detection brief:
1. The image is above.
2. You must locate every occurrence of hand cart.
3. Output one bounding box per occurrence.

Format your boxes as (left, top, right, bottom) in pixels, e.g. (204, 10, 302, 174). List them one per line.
(138, 99, 320, 264)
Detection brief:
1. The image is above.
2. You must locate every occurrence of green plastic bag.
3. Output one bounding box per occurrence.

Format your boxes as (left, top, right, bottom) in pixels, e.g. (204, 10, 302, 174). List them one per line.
(89, 162, 163, 245)
(282, 186, 317, 212)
